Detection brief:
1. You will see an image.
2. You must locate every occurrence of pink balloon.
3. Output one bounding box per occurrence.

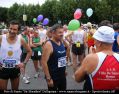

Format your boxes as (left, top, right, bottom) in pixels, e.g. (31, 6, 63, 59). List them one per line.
(74, 10, 82, 19)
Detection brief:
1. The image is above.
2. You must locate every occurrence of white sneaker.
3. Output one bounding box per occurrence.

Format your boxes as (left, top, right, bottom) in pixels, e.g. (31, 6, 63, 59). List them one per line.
(23, 77, 30, 84)
(26, 76, 30, 79)
(34, 73, 39, 78)
(38, 66, 43, 71)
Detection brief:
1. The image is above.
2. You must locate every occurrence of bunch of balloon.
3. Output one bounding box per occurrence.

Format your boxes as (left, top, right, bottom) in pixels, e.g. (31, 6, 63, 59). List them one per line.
(74, 8, 82, 20)
(86, 8, 93, 18)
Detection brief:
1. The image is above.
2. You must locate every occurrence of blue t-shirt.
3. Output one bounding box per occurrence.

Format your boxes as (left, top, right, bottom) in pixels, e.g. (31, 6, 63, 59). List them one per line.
(47, 40, 66, 80)
(112, 32, 119, 52)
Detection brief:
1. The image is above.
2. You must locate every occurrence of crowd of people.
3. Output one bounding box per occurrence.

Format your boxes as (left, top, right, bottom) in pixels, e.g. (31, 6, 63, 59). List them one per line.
(0, 20, 119, 90)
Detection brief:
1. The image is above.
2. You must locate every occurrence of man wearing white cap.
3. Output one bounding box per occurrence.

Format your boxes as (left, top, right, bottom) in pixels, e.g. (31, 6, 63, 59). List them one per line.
(74, 26, 119, 90)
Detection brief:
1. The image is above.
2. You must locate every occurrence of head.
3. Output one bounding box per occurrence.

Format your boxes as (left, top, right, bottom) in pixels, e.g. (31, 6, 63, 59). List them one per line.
(2, 29, 8, 34)
(93, 26, 115, 51)
(8, 20, 20, 37)
(23, 26, 30, 35)
(63, 24, 67, 32)
(99, 20, 112, 27)
(113, 23, 119, 32)
(29, 27, 34, 34)
(87, 22, 92, 30)
(33, 28, 39, 37)
(46, 27, 52, 39)
(51, 24, 64, 41)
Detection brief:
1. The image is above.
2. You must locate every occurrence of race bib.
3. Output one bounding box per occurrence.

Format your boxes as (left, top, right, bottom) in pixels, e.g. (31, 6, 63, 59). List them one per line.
(58, 57, 67, 68)
(38, 51, 41, 56)
(3, 59, 17, 68)
(76, 42, 80, 47)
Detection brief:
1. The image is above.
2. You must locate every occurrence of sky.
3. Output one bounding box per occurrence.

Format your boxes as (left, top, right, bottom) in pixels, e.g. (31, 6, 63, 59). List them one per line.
(0, 0, 46, 8)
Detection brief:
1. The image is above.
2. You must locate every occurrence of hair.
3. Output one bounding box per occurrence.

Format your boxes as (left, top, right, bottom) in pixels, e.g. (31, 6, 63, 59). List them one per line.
(113, 23, 119, 31)
(99, 20, 112, 27)
(9, 20, 20, 30)
(51, 24, 63, 32)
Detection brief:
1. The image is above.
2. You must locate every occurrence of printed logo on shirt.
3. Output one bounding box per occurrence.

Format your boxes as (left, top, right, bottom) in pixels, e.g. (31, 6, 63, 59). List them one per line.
(8, 51, 13, 57)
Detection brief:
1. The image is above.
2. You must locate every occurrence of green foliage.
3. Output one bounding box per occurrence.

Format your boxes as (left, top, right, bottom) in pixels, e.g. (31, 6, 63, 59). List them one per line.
(0, 0, 119, 26)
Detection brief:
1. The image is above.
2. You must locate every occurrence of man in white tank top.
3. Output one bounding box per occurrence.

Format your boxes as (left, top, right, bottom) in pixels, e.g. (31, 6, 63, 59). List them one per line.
(0, 20, 32, 90)
(74, 26, 119, 90)
(65, 27, 87, 72)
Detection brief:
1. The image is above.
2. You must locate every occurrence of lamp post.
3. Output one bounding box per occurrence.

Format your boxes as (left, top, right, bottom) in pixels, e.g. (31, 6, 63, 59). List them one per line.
(22, 2, 27, 26)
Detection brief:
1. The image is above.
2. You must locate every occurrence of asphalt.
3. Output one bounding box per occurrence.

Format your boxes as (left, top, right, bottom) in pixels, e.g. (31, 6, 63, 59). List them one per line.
(7, 60, 84, 90)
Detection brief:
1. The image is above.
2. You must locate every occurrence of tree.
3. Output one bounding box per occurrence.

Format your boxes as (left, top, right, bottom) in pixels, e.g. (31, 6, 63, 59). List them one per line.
(0, 7, 8, 22)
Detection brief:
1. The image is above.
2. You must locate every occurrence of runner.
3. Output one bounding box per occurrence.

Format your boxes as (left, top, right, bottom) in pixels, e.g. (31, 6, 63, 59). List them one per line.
(20, 26, 31, 84)
(30, 28, 43, 78)
(41, 24, 67, 90)
(0, 20, 32, 90)
(74, 26, 119, 90)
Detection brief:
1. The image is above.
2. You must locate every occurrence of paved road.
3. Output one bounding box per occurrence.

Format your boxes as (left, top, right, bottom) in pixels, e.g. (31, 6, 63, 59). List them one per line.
(8, 60, 84, 90)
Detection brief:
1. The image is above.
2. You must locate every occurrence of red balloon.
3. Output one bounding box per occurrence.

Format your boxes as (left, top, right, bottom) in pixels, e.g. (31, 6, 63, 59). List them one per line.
(74, 10, 82, 19)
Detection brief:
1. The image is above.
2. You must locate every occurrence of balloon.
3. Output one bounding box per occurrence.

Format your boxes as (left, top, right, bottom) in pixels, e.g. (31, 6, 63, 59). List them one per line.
(43, 18, 49, 25)
(74, 10, 82, 19)
(68, 19, 80, 31)
(33, 18, 37, 23)
(76, 8, 81, 12)
(86, 8, 93, 17)
(37, 15, 43, 22)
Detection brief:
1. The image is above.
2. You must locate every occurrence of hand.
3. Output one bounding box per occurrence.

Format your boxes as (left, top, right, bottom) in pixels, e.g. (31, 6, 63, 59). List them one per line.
(47, 79, 54, 87)
(65, 71, 68, 76)
(89, 46, 96, 54)
(16, 63, 24, 71)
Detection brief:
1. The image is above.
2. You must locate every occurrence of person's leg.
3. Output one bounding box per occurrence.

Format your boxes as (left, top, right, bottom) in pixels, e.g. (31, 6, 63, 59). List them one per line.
(66, 46, 72, 66)
(72, 53, 77, 72)
(0, 68, 9, 90)
(33, 60, 40, 78)
(10, 77, 20, 90)
(58, 78, 66, 90)
(0, 79, 8, 90)
(33, 60, 39, 73)
(78, 44, 85, 66)
(71, 44, 78, 72)
(10, 68, 20, 90)
(78, 53, 85, 65)
(20, 53, 28, 78)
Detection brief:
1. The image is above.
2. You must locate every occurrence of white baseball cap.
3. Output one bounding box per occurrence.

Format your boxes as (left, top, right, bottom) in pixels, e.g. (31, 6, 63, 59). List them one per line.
(93, 26, 115, 43)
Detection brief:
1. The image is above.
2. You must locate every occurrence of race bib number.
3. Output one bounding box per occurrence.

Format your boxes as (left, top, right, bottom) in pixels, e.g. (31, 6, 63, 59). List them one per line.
(58, 57, 67, 68)
(76, 42, 80, 47)
(3, 59, 17, 68)
(38, 51, 41, 56)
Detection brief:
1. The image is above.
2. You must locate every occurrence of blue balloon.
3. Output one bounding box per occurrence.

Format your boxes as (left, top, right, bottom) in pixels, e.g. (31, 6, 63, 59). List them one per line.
(43, 18, 49, 25)
(37, 15, 43, 22)
(86, 8, 93, 17)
